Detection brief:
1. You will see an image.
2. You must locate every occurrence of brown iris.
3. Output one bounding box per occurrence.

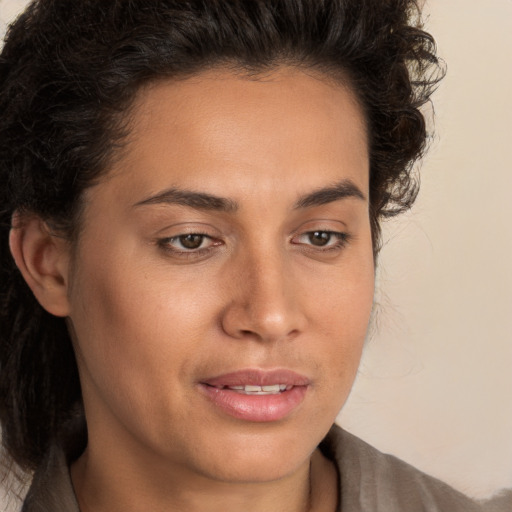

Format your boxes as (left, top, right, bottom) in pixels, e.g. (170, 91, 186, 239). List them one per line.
(308, 231, 331, 246)
(178, 234, 204, 249)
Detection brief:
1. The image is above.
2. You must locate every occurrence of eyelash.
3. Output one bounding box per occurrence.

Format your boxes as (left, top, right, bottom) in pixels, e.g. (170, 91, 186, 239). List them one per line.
(157, 230, 351, 259)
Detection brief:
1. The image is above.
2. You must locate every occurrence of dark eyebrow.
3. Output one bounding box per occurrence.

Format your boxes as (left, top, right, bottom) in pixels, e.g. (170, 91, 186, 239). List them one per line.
(293, 179, 366, 209)
(133, 188, 239, 212)
(134, 179, 364, 212)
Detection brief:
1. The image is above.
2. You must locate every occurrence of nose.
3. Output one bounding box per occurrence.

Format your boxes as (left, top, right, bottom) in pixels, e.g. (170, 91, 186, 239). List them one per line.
(220, 249, 308, 343)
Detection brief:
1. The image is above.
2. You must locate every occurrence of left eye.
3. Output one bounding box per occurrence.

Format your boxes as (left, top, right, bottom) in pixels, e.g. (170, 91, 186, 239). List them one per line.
(293, 231, 348, 248)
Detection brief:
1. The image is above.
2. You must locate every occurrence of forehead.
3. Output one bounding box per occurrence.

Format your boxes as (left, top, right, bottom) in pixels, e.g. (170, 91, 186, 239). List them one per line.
(130, 66, 367, 147)
(95, 67, 369, 208)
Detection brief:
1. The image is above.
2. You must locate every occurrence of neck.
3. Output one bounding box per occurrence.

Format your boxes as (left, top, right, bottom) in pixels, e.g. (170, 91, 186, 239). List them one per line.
(71, 440, 337, 512)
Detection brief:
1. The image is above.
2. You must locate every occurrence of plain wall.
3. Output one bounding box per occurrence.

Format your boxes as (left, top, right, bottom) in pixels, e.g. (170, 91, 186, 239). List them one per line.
(1, 0, 511, 506)
(338, 0, 512, 499)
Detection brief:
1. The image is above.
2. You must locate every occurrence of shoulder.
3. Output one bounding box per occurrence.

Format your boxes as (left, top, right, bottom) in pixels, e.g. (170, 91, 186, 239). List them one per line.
(320, 424, 484, 512)
(21, 443, 79, 512)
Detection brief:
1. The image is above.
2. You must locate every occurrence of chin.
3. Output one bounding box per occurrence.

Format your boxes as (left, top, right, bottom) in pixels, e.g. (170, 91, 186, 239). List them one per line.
(183, 426, 321, 484)
(201, 453, 308, 484)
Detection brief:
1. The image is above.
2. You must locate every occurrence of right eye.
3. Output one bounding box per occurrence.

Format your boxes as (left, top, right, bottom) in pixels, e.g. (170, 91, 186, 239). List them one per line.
(159, 233, 215, 250)
(171, 234, 209, 250)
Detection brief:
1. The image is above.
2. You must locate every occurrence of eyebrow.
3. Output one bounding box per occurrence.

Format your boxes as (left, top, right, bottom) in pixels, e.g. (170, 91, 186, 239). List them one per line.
(133, 179, 365, 212)
(293, 179, 366, 209)
(133, 188, 239, 212)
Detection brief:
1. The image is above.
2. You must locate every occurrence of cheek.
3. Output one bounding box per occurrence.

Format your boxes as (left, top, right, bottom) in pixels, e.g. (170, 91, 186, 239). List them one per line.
(306, 242, 374, 334)
(304, 255, 374, 400)
(67, 251, 218, 399)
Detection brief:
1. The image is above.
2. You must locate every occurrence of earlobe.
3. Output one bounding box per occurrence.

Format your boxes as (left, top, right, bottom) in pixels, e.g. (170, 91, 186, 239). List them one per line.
(9, 212, 71, 317)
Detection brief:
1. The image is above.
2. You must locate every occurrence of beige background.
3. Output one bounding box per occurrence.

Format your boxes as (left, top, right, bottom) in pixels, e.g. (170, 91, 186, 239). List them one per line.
(338, 0, 512, 499)
(1, 0, 511, 507)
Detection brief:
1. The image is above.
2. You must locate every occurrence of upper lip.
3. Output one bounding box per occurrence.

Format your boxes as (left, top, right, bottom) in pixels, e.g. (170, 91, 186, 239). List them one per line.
(201, 369, 310, 388)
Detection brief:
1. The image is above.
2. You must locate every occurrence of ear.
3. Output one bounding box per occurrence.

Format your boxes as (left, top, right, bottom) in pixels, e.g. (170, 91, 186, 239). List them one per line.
(9, 212, 71, 317)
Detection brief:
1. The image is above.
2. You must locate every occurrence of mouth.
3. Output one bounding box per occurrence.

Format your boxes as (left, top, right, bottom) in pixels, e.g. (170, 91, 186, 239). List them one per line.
(205, 383, 293, 395)
(199, 369, 310, 422)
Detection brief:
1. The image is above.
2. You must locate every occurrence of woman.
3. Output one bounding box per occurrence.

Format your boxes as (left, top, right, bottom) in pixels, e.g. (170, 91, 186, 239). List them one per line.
(0, 1, 485, 511)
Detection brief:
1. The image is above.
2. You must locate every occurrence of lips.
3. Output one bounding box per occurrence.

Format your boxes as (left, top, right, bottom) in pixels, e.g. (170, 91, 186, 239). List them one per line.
(199, 369, 310, 422)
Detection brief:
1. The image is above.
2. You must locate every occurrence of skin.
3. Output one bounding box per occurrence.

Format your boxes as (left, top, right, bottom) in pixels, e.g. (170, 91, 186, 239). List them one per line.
(11, 67, 374, 512)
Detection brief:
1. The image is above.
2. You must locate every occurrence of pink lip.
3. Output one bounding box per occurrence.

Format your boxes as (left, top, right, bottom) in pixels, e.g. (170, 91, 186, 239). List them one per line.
(198, 369, 310, 423)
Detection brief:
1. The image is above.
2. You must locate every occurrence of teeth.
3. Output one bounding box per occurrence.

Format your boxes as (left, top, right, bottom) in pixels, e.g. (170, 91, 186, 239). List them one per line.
(262, 385, 281, 393)
(244, 385, 263, 392)
(225, 384, 291, 395)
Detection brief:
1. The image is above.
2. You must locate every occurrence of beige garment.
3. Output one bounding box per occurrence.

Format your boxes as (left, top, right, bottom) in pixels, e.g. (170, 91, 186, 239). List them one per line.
(22, 424, 498, 511)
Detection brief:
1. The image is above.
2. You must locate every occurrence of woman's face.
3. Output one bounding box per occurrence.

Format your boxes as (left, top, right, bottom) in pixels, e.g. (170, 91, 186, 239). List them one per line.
(67, 67, 374, 483)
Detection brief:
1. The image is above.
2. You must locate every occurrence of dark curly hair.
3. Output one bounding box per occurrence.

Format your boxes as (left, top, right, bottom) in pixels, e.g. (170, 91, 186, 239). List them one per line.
(0, 0, 443, 473)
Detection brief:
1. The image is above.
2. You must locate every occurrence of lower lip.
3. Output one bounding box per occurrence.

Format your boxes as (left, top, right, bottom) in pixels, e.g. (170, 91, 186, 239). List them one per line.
(199, 385, 308, 422)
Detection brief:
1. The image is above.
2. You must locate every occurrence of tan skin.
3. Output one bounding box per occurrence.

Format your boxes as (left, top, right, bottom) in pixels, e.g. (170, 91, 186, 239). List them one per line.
(10, 67, 374, 512)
